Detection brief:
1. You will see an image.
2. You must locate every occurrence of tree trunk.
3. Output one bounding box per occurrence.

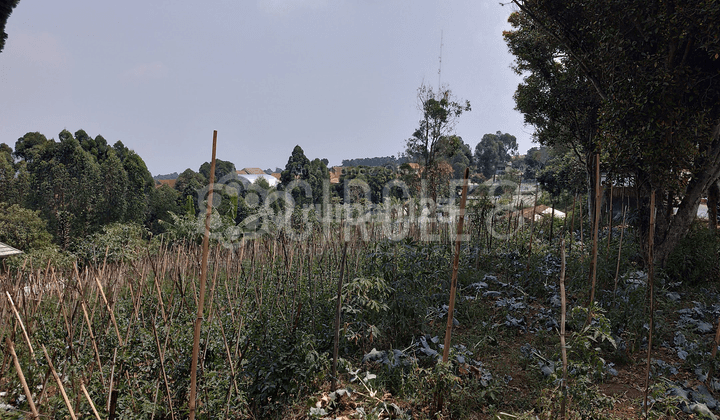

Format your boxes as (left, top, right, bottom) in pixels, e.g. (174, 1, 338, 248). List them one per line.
(645, 122, 720, 266)
(708, 181, 719, 230)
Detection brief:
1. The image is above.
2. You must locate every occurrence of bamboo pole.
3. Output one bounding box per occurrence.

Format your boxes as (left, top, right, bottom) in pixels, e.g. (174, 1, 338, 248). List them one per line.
(80, 301, 106, 390)
(42, 344, 77, 420)
(586, 153, 601, 325)
(107, 347, 117, 412)
(152, 322, 176, 420)
(8, 339, 39, 418)
(94, 276, 123, 347)
(559, 239, 568, 420)
(331, 242, 349, 392)
(643, 190, 656, 418)
(613, 207, 628, 294)
(80, 383, 102, 420)
(442, 168, 470, 362)
(189, 130, 217, 420)
(5, 291, 35, 361)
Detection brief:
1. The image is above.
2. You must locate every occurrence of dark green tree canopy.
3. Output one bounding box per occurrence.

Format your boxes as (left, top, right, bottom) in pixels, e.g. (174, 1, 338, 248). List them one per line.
(199, 159, 237, 182)
(0, 0, 19, 54)
(9, 130, 159, 246)
(280, 146, 329, 205)
(507, 0, 720, 264)
(474, 131, 518, 179)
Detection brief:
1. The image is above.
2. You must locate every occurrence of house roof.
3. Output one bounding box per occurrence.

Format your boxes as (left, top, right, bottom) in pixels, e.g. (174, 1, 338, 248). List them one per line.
(330, 166, 343, 184)
(515, 205, 566, 221)
(237, 173, 280, 187)
(237, 168, 266, 175)
(155, 179, 176, 188)
(0, 242, 22, 257)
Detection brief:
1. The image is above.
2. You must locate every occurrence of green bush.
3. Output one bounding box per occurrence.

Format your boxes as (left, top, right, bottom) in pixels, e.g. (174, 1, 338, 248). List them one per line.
(664, 221, 720, 285)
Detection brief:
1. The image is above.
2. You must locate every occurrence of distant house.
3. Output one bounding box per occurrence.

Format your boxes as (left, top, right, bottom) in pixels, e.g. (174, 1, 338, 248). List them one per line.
(237, 173, 280, 187)
(0, 242, 22, 258)
(513, 205, 566, 222)
(237, 168, 266, 175)
(155, 179, 177, 189)
(329, 166, 343, 184)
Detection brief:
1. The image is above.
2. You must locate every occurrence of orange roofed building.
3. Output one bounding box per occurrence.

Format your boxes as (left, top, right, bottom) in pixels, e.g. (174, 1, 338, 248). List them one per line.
(155, 179, 177, 188)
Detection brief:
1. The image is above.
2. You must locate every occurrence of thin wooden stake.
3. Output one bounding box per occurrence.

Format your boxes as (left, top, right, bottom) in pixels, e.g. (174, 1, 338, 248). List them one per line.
(5, 291, 35, 362)
(643, 190, 656, 418)
(152, 322, 176, 420)
(80, 301, 106, 390)
(331, 242, 349, 392)
(189, 130, 217, 420)
(80, 383, 102, 420)
(42, 344, 77, 420)
(613, 207, 628, 294)
(8, 339, 39, 418)
(586, 153, 601, 326)
(94, 276, 123, 347)
(559, 239, 568, 420)
(442, 167, 470, 362)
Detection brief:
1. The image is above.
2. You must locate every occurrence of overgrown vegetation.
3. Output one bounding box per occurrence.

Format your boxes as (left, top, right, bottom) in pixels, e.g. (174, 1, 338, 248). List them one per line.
(0, 195, 719, 419)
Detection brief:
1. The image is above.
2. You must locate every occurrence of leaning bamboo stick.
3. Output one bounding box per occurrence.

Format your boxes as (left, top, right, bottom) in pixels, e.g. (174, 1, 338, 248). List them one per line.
(6, 291, 35, 362)
(94, 276, 123, 347)
(613, 207, 628, 294)
(42, 344, 77, 420)
(80, 383, 102, 420)
(442, 167, 470, 362)
(151, 322, 176, 420)
(8, 339, 39, 418)
(80, 300, 106, 390)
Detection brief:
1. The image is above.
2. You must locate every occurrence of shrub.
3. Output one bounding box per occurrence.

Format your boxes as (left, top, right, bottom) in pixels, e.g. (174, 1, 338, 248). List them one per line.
(664, 221, 720, 285)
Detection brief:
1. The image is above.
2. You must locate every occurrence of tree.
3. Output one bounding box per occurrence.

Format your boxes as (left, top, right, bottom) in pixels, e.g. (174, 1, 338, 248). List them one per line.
(199, 159, 237, 182)
(0, 143, 15, 203)
(504, 11, 602, 218)
(437, 135, 472, 179)
(405, 84, 471, 175)
(20, 130, 103, 247)
(77, 129, 110, 161)
(474, 131, 518, 179)
(523, 146, 551, 180)
(507, 0, 720, 265)
(0, 0, 19, 54)
(335, 166, 398, 204)
(174, 168, 207, 215)
(280, 145, 314, 206)
(14, 132, 54, 164)
(147, 184, 182, 234)
(114, 141, 154, 223)
(0, 202, 52, 250)
(97, 148, 129, 225)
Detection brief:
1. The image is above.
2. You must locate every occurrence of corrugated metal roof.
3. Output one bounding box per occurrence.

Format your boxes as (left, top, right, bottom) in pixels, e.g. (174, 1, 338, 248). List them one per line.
(0, 242, 22, 257)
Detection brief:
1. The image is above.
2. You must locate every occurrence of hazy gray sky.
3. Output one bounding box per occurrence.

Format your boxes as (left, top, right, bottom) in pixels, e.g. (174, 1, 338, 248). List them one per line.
(0, 0, 533, 176)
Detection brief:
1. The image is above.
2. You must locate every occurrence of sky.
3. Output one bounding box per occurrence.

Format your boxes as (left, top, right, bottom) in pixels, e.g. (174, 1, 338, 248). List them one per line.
(0, 0, 534, 176)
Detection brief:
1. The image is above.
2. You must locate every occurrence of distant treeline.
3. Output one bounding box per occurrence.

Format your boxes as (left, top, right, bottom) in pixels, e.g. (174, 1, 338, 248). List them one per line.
(154, 172, 179, 180)
(341, 156, 408, 168)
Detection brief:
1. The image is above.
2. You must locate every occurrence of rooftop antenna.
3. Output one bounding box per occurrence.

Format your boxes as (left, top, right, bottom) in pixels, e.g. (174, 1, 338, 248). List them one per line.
(438, 30, 443, 92)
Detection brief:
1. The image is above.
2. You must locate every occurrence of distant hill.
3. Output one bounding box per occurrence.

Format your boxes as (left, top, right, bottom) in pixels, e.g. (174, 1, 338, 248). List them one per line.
(153, 172, 179, 180)
(341, 156, 408, 168)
